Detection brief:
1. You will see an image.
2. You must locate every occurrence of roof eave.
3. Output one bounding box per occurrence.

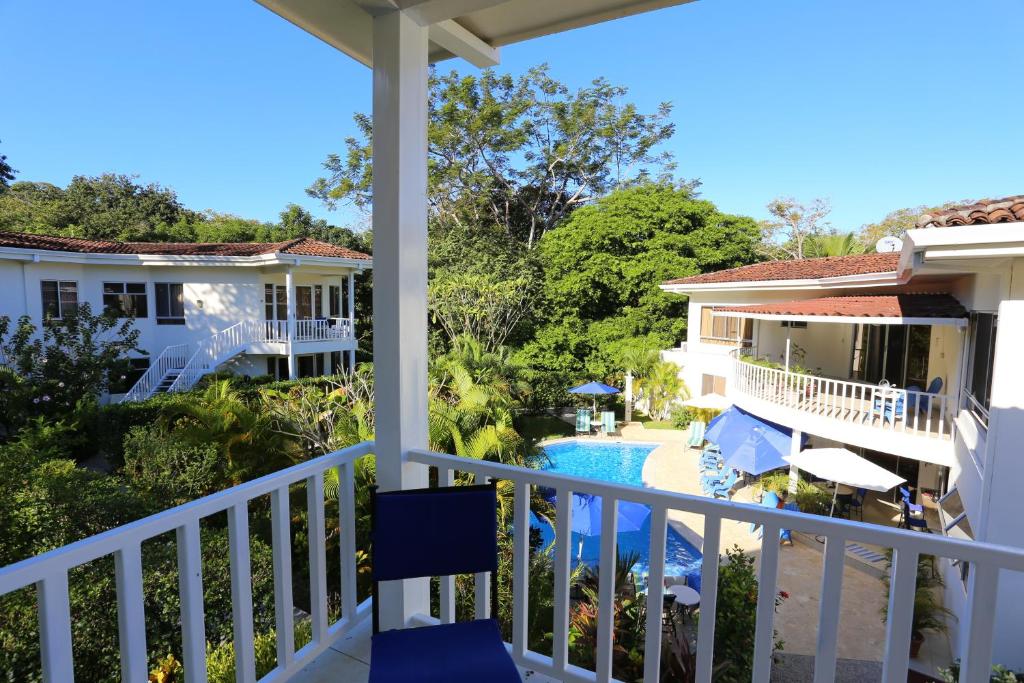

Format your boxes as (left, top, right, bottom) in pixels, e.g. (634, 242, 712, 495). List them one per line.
(659, 270, 904, 294)
(711, 310, 967, 328)
(0, 246, 372, 269)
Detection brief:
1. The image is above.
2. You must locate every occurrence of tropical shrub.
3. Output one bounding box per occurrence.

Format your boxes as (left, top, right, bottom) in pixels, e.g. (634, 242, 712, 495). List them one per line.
(670, 404, 700, 429)
(939, 660, 1024, 682)
(708, 546, 786, 682)
(122, 425, 223, 506)
(637, 360, 689, 421)
(0, 305, 141, 438)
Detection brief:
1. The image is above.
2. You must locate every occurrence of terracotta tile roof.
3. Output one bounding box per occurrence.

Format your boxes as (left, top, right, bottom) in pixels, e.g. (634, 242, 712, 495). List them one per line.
(663, 252, 899, 286)
(916, 195, 1024, 228)
(713, 294, 967, 320)
(0, 232, 370, 260)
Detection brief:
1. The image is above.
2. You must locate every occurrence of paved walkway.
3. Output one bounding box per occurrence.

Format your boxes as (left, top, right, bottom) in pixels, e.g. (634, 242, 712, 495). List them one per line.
(617, 423, 890, 663)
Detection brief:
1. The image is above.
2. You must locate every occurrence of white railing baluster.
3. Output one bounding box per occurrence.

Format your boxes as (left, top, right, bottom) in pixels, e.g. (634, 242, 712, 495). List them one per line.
(306, 473, 328, 642)
(228, 503, 257, 683)
(880, 548, 918, 683)
(114, 543, 148, 683)
(694, 516, 722, 683)
(813, 535, 846, 683)
(552, 486, 573, 673)
(751, 522, 781, 683)
(439, 468, 456, 624)
(475, 474, 492, 621)
(959, 563, 999, 683)
(512, 481, 530, 660)
(38, 571, 74, 683)
(642, 506, 668, 683)
(177, 520, 208, 683)
(339, 462, 358, 621)
(595, 496, 619, 683)
(270, 486, 295, 668)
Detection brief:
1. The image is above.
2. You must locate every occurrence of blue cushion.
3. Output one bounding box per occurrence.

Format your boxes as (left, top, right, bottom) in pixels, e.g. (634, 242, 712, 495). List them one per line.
(370, 619, 520, 683)
(373, 487, 498, 581)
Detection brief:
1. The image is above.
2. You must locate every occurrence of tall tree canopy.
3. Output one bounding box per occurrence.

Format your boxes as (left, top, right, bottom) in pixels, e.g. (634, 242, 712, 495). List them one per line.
(518, 183, 761, 402)
(760, 196, 832, 260)
(0, 140, 16, 192)
(856, 201, 964, 247)
(308, 65, 676, 248)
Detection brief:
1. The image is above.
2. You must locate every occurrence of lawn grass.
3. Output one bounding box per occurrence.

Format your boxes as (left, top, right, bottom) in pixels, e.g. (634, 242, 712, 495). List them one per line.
(642, 420, 679, 430)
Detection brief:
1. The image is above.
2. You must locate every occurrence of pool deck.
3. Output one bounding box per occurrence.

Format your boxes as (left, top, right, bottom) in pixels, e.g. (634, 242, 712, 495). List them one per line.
(630, 425, 889, 663)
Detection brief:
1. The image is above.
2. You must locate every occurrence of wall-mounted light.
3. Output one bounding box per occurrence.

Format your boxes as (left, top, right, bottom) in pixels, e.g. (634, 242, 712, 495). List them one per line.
(196, 300, 204, 309)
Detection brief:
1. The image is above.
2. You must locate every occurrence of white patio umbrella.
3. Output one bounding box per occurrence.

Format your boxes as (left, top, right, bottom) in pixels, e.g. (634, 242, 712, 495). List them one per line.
(784, 448, 906, 517)
(682, 392, 732, 411)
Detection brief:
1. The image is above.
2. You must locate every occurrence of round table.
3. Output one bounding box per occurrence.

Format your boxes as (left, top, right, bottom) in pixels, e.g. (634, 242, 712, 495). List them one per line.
(668, 584, 700, 608)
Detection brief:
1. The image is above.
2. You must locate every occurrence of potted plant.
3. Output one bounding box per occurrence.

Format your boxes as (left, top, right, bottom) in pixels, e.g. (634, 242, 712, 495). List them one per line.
(880, 554, 953, 658)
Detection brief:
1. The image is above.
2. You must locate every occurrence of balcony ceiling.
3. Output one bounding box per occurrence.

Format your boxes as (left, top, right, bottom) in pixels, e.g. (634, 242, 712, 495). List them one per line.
(713, 293, 969, 327)
(255, 0, 696, 67)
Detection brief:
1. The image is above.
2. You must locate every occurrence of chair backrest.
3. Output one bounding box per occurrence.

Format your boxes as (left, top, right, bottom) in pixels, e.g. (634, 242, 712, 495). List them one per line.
(370, 483, 500, 633)
(602, 411, 615, 433)
(576, 409, 591, 431)
(899, 486, 911, 500)
(926, 376, 943, 394)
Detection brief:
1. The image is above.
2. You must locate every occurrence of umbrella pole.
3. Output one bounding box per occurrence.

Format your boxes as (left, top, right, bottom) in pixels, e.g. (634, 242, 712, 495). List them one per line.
(578, 537, 584, 561)
(829, 487, 838, 518)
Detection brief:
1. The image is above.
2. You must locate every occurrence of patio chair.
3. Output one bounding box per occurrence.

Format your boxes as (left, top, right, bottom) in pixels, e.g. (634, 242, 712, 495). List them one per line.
(707, 469, 739, 499)
(899, 487, 923, 514)
(575, 408, 592, 435)
(848, 487, 867, 521)
(902, 500, 930, 532)
(687, 420, 706, 448)
(368, 482, 520, 683)
(909, 377, 944, 414)
(601, 410, 617, 435)
(872, 386, 918, 423)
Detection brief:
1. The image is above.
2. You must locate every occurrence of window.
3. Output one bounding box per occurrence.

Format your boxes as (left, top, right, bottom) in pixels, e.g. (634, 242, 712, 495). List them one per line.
(330, 350, 343, 374)
(103, 282, 148, 318)
(967, 312, 997, 410)
(266, 357, 289, 380)
(155, 283, 185, 325)
(699, 308, 752, 345)
(314, 285, 324, 318)
(780, 320, 807, 329)
(702, 374, 727, 395)
(41, 280, 78, 319)
(296, 286, 313, 320)
(329, 285, 341, 318)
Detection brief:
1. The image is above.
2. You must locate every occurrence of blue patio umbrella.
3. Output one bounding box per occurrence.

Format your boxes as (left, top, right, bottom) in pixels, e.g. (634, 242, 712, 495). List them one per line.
(565, 492, 651, 558)
(705, 406, 795, 475)
(569, 381, 620, 413)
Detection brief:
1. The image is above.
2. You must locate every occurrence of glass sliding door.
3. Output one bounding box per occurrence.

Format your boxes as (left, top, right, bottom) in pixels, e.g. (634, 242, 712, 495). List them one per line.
(850, 323, 931, 388)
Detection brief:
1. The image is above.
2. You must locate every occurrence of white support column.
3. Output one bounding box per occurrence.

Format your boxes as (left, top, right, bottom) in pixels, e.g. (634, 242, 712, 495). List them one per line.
(788, 429, 801, 495)
(285, 267, 296, 379)
(348, 271, 357, 369)
(371, 9, 431, 630)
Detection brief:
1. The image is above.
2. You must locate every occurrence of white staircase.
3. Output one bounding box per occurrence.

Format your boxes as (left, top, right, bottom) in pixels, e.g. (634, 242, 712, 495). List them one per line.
(120, 321, 265, 402)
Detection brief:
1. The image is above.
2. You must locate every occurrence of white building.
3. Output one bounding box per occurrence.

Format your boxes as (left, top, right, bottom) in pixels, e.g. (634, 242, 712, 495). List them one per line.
(660, 195, 1024, 669)
(0, 231, 371, 400)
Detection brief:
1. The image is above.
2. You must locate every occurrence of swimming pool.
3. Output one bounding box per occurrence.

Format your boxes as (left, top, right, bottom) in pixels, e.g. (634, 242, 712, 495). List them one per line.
(535, 440, 703, 589)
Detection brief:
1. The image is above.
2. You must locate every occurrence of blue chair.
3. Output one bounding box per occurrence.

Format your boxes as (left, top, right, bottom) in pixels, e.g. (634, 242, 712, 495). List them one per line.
(899, 486, 923, 514)
(848, 488, 867, 521)
(873, 386, 919, 423)
(903, 500, 930, 532)
(369, 483, 520, 683)
(687, 420, 706, 448)
(707, 470, 739, 499)
(910, 377, 944, 414)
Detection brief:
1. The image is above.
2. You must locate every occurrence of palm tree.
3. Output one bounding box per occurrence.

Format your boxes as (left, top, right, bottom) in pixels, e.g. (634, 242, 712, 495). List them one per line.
(636, 360, 690, 422)
(163, 379, 294, 484)
(618, 342, 661, 423)
(803, 232, 867, 258)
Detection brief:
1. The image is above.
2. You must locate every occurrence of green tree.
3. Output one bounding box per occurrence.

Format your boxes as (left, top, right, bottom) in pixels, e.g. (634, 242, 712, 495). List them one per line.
(521, 183, 760, 403)
(856, 201, 965, 247)
(58, 173, 200, 241)
(761, 196, 832, 260)
(803, 231, 867, 258)
(0, 140, 16, 192)
(309, 65, 676, 248)
(0, 305, 141, 436)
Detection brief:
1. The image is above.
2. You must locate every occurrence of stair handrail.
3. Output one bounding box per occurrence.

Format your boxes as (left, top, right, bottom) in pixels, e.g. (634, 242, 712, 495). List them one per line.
(166, 321, 262, 394)
(120, 343, 190, 403)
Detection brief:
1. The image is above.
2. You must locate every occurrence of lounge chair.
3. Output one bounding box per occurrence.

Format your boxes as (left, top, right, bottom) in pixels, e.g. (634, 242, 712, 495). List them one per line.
(601, 410, 616, 435)
(700, 468, 734, 493)
(368, 482, 519, 683)
(687, 420, 706, 448)
(575, 408, 592, 434)
(707, 469, 739, 499)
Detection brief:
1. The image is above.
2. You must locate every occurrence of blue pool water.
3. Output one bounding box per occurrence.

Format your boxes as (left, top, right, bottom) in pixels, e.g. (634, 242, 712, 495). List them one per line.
(535, 440, 703, 590)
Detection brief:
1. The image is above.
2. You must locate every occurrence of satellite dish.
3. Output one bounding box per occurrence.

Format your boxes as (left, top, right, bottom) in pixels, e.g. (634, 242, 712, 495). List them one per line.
(875, 236, 903, 253)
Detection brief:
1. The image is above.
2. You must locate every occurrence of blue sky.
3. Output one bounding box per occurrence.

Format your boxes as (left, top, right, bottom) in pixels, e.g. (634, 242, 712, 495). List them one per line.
(3, 0, 1022, 232)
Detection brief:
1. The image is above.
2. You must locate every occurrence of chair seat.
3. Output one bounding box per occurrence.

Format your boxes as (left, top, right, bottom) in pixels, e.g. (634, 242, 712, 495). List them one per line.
(370, 618, 521, 683)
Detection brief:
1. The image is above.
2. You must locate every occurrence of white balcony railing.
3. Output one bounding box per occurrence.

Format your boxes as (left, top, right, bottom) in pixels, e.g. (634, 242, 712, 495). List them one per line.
(733, 358, 953, 439)
(0, 441, 373, 683)
(5, 442, 1023, 683)
(291, 317, 355, 342)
